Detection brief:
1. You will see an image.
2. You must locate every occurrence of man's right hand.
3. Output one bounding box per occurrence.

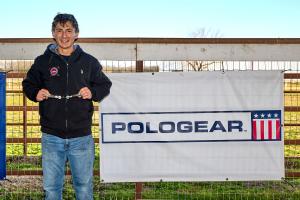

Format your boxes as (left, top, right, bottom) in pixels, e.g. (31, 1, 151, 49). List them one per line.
(36, 89, 50, 102)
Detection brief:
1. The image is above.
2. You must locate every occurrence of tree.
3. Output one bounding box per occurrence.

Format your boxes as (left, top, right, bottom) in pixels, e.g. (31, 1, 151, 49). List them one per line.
(184, 28, 223, 71)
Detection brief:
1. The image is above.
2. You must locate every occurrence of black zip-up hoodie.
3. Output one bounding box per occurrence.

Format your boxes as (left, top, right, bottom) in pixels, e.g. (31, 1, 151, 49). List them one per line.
(22, 44, 112, 138)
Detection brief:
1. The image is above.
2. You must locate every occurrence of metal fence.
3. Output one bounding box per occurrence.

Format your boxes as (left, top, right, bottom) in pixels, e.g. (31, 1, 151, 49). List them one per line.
(0, 38, 299, 199)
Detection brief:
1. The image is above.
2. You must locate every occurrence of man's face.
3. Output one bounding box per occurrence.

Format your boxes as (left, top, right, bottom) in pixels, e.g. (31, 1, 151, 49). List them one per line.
(52, 21, 78, 51)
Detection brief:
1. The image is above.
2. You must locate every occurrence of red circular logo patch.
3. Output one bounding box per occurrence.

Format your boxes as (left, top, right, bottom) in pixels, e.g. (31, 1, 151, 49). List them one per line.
(50, 67, 59, 76)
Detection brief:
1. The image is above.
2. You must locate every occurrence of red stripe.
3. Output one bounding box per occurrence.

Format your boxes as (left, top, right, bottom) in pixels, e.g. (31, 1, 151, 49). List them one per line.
(276, 119, 280, 140)
(253, 121, 257, 140)
(260, 120, 264, 140)
(268, 120, 272, 139)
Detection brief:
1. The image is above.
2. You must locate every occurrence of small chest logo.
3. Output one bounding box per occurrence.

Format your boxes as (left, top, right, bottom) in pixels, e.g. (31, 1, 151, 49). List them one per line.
(50, 66, 59, 76)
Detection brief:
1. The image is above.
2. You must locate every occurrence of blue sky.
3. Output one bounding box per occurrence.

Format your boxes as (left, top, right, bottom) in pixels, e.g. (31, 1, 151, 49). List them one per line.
(0, 0, 299, 38)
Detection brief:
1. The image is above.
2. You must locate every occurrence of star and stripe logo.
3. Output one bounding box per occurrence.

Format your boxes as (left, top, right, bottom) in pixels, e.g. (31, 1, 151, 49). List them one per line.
(251, 110, 281, 141)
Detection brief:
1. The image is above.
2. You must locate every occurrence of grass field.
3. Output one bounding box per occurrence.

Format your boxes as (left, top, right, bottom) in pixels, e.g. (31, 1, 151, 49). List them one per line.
(1, 177, 300, 199)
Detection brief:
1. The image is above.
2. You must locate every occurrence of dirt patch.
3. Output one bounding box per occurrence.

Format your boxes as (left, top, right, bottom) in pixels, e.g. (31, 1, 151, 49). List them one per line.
(0, 176, 43, 192)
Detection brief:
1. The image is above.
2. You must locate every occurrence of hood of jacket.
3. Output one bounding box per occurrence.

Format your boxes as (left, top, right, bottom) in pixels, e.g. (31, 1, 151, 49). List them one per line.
(44, 43, 83, 62)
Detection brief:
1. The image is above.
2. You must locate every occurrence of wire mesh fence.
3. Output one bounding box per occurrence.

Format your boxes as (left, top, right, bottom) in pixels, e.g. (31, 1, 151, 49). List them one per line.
(0, 57, 299, 199)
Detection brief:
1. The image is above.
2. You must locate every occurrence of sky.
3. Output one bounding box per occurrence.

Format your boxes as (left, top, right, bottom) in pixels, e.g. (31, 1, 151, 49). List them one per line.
(0, 0, 299, 38)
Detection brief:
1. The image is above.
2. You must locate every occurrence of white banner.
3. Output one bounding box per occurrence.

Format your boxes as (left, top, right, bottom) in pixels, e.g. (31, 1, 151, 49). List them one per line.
(100, 71, 284, 182)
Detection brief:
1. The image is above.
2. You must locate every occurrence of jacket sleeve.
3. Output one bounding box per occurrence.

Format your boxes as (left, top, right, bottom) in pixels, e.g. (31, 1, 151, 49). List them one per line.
(89, 58, 112, 102)
(22, 57, 43, 102)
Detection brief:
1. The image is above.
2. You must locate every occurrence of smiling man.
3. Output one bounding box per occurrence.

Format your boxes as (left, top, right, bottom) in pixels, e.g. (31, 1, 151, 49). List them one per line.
(22, 13, 112, 200)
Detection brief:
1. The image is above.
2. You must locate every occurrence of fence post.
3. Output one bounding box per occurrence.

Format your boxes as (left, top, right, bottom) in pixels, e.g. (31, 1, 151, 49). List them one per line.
(23, 92, 27, 157)
(135, 182, 143, 200)
(135, 60, 143, 199)
(136, 60, 144, 72)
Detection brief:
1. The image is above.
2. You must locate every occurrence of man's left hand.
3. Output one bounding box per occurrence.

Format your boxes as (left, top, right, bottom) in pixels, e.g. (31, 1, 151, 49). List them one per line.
(79, 87, 92, 99)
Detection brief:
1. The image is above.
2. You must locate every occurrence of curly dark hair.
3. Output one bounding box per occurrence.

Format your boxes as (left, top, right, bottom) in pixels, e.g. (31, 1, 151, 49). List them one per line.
(51, 13, 79, 33)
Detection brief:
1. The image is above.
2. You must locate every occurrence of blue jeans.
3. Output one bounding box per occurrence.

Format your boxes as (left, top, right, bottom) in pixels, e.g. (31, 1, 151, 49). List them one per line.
(42, 133, 95, 200)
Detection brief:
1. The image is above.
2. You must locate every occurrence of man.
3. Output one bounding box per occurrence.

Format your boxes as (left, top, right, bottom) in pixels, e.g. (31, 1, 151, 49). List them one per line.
(22, 13, 112, 200)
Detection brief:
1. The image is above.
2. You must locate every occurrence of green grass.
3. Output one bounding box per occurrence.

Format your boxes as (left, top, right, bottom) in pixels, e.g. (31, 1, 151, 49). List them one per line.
(0, 192, 45, 200)
(285, 145, 300, 157)
(1, 179, 299, 200)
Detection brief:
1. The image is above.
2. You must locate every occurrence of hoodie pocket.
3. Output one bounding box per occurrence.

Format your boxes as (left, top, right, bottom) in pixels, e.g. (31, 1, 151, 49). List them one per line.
(68, 98, 93, 124)
(40, 99, 65, 122)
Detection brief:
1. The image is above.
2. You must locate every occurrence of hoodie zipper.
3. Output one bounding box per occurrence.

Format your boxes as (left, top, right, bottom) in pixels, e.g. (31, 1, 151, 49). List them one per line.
(51, 45, 79, 134)
(48, 44, 80, 135)
(65, 62, 69, 131)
